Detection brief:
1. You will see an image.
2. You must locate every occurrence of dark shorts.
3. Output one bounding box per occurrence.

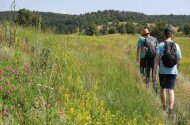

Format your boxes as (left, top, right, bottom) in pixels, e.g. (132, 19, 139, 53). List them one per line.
(159, 74, 177, 89)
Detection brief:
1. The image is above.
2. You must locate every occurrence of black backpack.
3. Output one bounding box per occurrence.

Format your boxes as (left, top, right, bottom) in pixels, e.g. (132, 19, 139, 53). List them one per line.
(144, 36, 157, 60)
(161, 41, 177, 68)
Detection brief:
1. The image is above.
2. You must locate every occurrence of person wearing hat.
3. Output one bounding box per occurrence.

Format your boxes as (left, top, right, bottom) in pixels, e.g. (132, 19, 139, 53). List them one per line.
(153, 27, 182, 117)
(136, 31, 146, 80)
(142, 28, 158, 88)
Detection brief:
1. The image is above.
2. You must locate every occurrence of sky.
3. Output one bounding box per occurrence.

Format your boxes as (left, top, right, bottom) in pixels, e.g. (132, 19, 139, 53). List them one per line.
(1, 0, 190, 15)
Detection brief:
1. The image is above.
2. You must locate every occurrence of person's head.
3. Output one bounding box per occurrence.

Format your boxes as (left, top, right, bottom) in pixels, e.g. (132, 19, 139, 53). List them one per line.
(164, 27, 173, 38)
(142, 28, 150, 37)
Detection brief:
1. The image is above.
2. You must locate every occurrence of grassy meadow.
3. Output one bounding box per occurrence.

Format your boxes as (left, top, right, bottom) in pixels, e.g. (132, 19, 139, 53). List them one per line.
(0, 26, 190, 125)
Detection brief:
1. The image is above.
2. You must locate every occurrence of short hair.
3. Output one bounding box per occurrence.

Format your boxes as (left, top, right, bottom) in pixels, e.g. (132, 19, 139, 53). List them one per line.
(164, 27, 173, 38)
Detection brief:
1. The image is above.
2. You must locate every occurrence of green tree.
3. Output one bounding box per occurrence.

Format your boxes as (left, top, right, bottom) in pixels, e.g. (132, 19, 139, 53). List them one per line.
(117, 24, 126, 35)
(85, 24, 98, 36)
(135, 23, 145, 34)
(16, 8, 31, 26)
(108, 27, 117, 34)
(151, 22, 166, 42)
(30, 12, 44, 29)
(99, 25, 108, 35)
(183, 24, 190, 35)
(16, 8, 44, 29)
(125, 23, 135, 34)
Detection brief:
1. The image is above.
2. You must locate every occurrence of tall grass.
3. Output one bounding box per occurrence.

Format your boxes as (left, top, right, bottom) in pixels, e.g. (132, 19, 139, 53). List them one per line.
(175, 37, 190, 78)
(0, 26, 189, 124)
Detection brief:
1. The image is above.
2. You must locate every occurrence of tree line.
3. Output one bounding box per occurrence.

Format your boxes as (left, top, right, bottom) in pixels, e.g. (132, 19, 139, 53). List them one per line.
(0, 9, 190, 36)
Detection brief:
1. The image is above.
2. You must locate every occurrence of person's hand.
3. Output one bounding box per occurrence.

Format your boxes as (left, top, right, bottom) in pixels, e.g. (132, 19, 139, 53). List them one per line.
(136, 57, 140, 63)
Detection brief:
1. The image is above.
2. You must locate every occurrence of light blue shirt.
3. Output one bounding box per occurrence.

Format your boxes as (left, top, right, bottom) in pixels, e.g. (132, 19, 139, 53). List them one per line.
(157, 40, 182, 75)
(137, 36, 145, 58)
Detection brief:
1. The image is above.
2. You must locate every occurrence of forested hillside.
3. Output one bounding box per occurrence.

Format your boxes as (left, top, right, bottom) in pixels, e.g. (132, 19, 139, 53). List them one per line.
(0, 10, 190, 35)
(150, 15, 190, 26)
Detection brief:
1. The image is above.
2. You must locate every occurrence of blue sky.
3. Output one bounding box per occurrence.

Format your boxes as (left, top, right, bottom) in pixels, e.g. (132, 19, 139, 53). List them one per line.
(1, 0, 190, 15)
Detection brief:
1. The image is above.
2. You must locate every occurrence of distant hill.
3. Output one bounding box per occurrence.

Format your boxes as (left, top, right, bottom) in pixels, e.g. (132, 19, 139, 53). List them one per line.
(150, 14, 190, 25)
(0, 10, 190, 34)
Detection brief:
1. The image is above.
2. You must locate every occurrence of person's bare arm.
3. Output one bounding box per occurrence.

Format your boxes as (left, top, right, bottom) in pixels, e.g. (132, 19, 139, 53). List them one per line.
(177, 59, 180, 69)
(136, 47, 140, 63)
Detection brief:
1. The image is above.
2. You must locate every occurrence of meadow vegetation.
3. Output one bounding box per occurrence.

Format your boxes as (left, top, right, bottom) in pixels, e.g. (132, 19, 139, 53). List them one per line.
(0, 26, 190, 124)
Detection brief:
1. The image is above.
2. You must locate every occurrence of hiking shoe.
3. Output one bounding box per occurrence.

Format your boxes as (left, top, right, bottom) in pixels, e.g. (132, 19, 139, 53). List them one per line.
(145, 77, 150, 88)
(168, 108, 176, 120)
(146, 78, 150, 84)
(143, 76, 146, 82)
(163, 105, 166, 111)
(169, 108, 174, 114)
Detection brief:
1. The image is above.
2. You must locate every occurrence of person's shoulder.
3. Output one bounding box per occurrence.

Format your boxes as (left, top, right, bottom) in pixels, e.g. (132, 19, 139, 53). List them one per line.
(173, 41, 179, 46)
(149, 36, 156, 39)
(158, 42, 165, 47)
(171, 40, 180, 47)
(174, 42, 181, 50)
(160, 41, 165, 44)
(139, 36, 145, 40)
(138, 36, 145, 43)
(149, 36, 158, 41)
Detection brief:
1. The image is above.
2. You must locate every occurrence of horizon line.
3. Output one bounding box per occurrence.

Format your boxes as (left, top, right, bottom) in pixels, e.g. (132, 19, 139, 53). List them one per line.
(1, 9, 190, 16)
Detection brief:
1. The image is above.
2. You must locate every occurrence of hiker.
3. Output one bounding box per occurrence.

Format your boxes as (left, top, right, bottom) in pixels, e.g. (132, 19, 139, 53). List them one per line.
(142, 28, 158, 88)
(136, 34, 146, 80)
(153, 27, 182, 115)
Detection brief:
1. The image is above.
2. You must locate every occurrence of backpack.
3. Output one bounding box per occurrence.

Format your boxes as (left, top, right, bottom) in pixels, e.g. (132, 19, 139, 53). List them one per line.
(161, 41, 177, 68)
(144, 36, 157, 60)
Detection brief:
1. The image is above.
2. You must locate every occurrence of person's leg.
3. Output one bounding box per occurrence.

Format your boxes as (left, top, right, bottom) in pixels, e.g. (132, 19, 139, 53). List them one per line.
(151, 64, 158, 92)
(146, 66, 151, 85)
(140, 58, 146, 78)
(140, 65, 144, 76)
(141, 67, 146, 81)
(159, 74, 166, 109)
(161, 88, 166, 109)
(167, 75, 176, 110)
(165, 74, 177, 110)
(151, 62, 154, 81)
(146, 57, 154, 86)
(169, 89, 174, 109)
(140, 66, 145, 81)
(168, 89, 175, 118)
